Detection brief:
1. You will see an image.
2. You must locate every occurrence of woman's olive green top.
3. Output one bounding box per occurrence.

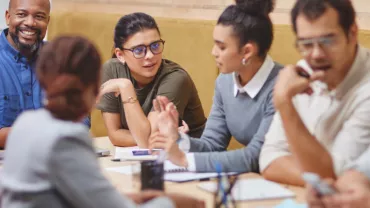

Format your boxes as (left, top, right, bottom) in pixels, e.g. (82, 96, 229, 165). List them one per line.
(97, 58, 206, 137)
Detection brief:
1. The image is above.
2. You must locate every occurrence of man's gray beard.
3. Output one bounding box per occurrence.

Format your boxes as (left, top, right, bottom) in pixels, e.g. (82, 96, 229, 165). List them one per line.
(9, 31, 41, 54)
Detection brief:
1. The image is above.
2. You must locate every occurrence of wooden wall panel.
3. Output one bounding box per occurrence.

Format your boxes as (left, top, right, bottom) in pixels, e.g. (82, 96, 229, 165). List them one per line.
(51, 0, 370, 29)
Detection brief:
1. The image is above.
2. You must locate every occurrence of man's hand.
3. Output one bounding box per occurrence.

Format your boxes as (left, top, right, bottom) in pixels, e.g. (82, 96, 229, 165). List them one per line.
(306, 185, 325, 208)
(306, 171, 370, 208)
(306, 178, 335, 208)
(273, 65, 325, 110)
(323, 171, 370, 208)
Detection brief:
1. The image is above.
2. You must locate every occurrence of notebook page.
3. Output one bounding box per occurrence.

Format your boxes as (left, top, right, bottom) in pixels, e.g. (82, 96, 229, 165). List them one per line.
(106, 160, 188, 175)
(197, 178, 295, 201)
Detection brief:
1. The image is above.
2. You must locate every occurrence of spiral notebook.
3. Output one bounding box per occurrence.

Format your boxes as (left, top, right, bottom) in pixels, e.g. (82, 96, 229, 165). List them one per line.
(197, 179, 295, 201)
(164, 160, 188, 172)
(164, 161, 237, 182)
(106, 161, 236, 182)
(106, 160, 188, 175)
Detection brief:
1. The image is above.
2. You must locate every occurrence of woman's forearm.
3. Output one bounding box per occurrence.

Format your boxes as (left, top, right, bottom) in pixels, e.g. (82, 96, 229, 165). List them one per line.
(108, 129, 137, 147)
(120, 85, 151, 148)
(123, 101, 151, 148)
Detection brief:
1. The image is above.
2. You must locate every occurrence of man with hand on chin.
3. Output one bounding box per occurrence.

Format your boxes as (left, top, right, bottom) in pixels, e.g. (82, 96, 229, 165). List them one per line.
(259, 0, 370, 186)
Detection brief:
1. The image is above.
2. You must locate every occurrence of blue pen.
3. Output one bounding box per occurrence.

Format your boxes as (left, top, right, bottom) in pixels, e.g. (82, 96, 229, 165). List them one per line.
(215, 162, 227, 208)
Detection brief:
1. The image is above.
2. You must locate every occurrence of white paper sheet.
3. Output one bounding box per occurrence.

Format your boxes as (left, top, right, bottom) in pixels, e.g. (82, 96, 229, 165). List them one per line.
(114, 146, 157, 161)
(197, 178, 295, 201)
(106, 160, 236, 182)
(106, 161, 186, 175)
(106, 166, 133, 174)
(165, 172, 221, 182)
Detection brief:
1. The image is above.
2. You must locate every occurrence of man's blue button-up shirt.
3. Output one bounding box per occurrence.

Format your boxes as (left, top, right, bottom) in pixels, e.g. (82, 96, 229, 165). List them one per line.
(0, 29, 43, 128)
(0, 29, 91, 128)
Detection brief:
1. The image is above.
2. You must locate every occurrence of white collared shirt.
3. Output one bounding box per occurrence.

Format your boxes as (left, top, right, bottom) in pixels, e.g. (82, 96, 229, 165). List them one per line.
(260, 46, 370, 175)
(233, 55, 275, 98)
(181, 55, 275, 171)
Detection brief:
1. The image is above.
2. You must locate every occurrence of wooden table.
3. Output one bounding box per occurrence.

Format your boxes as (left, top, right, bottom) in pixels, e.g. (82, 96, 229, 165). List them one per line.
(94, 136, 306, 208)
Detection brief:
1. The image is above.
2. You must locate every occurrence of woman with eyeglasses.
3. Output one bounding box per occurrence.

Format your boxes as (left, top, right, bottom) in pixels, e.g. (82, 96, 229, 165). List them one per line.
(1, 36, 205, 208)
(97, 13, 206, 148)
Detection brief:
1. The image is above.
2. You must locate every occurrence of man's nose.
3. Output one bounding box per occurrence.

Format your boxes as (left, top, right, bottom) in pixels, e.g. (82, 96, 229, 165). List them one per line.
(24, 15, 36, 28)
(310, 43, 326, 60)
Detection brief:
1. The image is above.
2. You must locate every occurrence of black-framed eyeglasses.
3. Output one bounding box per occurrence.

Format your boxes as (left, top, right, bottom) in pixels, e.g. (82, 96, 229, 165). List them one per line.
(122, 40, 165, 59)
(295, 35, 336, 57)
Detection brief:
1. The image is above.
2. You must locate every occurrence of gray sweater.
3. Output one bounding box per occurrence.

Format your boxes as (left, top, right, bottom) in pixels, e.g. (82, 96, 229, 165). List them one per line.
(190, 63, 282, 173)
(1, 109, 174, 208)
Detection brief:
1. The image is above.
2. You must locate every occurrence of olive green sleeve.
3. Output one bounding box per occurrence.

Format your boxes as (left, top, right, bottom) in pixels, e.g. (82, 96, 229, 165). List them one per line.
(96, 60, 121, 113)
(156, 70, 192, 119)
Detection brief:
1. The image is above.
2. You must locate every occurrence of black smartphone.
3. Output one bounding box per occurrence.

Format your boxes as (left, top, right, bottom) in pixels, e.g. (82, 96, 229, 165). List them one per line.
(297, 67, 311, 79)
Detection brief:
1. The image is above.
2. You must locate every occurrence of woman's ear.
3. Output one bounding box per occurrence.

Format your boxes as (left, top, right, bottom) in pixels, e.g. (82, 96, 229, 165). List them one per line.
(114, 48, 126, 63)
(242, 42, 257, 61)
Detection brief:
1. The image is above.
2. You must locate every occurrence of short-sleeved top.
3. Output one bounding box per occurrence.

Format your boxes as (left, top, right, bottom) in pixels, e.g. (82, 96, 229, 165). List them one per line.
(0, 29, 43, 128)
(96, 58, 206, 137)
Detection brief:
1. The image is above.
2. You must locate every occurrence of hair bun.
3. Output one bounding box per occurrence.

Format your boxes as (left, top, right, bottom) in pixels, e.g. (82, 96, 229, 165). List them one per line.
(235, 0, 275, 15)
(46, 74, 84, 97)
(45, 74, 88, 121)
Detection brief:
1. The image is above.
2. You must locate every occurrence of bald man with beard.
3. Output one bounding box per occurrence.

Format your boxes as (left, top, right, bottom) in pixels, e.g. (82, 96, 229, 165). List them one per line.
(0, 0, 90, 148)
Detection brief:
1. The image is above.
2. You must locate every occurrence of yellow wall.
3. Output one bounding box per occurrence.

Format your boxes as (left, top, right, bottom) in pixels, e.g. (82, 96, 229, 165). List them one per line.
(49, 0, 370, 149)
(48, 13, 218, 137)
(53, 0, 370, 29)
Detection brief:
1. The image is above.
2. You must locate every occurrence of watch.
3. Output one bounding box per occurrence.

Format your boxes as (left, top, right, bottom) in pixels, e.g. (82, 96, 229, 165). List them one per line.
(122, 96, 138, 104)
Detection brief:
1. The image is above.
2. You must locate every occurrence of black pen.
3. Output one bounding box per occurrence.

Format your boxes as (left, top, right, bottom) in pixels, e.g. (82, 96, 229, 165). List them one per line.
(111, 158, 123, 162)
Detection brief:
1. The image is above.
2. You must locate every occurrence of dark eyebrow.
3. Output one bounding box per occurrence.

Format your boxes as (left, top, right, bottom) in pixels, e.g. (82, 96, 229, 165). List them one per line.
(297, 33, 336, 41)
(214, 40, 224, 45)
(129, 39, 162, 49)
(297, 33, 335, 41)
(15, 9, 48, 16)
(35, 12, 48, 16)
(15, 9, 27, 13)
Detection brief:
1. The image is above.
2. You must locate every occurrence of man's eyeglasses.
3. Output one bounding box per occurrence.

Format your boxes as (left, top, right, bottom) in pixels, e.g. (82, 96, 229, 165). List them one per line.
(123, 40, 165, 59)
(295, 36, 336, 56)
